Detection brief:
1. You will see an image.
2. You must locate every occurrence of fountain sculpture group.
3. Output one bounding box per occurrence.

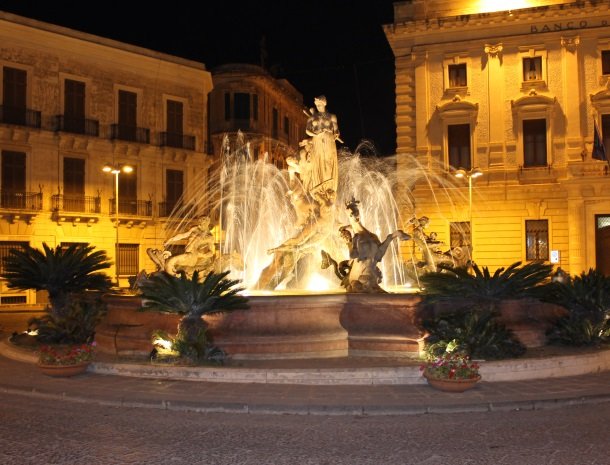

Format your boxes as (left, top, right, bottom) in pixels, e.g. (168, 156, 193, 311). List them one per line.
(148, 95, 411, 293)
(99, 96, 471, 359)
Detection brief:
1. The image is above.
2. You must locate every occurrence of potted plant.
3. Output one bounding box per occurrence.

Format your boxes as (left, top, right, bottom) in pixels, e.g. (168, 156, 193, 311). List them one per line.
(37, 341, 96, 377)
(420, 349, 481, 392)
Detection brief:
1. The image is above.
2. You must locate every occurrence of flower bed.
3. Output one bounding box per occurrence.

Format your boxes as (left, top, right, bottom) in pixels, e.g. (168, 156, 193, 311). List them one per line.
(38, 342, 96, 366)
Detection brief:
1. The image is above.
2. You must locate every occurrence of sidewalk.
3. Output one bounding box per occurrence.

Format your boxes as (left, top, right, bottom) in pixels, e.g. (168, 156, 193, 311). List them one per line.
(1, 341, 610, 416)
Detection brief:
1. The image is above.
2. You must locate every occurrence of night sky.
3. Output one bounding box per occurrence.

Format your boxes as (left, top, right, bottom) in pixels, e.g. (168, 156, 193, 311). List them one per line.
(1, 0, 398, 155)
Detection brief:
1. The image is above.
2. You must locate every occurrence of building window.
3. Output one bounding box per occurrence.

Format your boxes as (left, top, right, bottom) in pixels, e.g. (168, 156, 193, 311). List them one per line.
(224, 93, 231, 120)
(166, 169, 183, 210)
(253, 94, 258, 121)
(284, 116, 290, 142)
(234, 93, 250, 120)
(118, 90, 137, 140)
(448, 64, 467, 87)
(1, 151, 26, 208)
(447, 124, 471, 170)
(166, 100, 183, 136)
(64, 157, 85, 197)
(118, 166, 137, 214)
(523, 57, 542, 81)
(523, 119, 547, 167)
(117, 243, 139, 276)
(2, 66, 27, 125)
(0, 241, 28, 274)
(450, 221, 471, 248)
(63, 157, 85, 212)
(63, 79, 86, 133)
(602, 50, 610, 75)
(272, 108, 279, 138)
(526, 219, 549, 261)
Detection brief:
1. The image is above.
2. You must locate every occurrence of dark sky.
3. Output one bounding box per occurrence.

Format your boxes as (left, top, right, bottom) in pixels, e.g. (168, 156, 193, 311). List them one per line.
(1, 1, 398, 155)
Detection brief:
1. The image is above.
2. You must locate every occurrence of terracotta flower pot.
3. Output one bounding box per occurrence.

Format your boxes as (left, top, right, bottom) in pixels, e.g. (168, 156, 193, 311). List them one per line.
(37, 362, 90, 377)
(423, 370, 481, 393)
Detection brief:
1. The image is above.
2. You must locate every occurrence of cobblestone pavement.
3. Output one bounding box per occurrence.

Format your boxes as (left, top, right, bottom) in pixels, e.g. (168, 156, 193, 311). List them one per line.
(1, 392, 609, 465)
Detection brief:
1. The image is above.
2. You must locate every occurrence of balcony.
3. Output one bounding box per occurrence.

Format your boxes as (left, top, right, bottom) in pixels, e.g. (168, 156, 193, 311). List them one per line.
(110, 124, 150, 144)
(0, 105, 41, 128)
(109, 198, 152, 217)
(52, 194, 101, 214)
(55, 115, 99, 137)
(0, 190, 43, 210)
(158, 201, 184, 218)
(159, 132, 196, 150)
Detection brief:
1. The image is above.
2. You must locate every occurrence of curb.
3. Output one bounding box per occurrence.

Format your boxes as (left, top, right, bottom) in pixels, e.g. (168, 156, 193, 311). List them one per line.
(2, 383, 609, 416)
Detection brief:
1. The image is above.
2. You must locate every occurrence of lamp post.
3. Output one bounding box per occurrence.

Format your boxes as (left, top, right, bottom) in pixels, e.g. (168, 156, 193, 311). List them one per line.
(103, 163, 133, 286)
(454, 167, 483, 255)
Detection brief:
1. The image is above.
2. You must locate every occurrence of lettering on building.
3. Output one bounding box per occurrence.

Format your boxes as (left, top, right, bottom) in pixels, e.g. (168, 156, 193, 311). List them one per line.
(531, 20, 609, 33)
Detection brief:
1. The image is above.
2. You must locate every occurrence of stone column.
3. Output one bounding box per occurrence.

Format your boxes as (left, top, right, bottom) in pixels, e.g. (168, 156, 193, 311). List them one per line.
(561, 36, 582, 163)
(484, 43, 504, 168)
(567, 196, 585, 274)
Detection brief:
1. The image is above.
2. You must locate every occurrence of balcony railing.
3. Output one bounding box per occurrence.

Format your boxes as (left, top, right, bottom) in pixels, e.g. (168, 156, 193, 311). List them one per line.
(0, 105, 41, 128)
(158, 201, 185, 218)
(55, 115, 99, 137)
(52, 194, 101, 213)
(159, 132, 196, 150)
(0, 191, 43, 210)
(109, 198, 152, 217)
(110, 124, 150, 144)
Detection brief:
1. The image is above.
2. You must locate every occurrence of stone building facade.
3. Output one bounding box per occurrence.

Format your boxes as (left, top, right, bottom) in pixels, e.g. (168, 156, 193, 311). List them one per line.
(0, 11, 213, 301)
(385, 0, 610, 275)
(208, 64, 307, 168)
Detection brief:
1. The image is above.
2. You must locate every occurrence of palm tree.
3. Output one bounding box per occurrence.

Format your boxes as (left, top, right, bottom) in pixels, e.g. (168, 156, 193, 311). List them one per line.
(137, 270, 249, 352)
(2, 243, 112, 318)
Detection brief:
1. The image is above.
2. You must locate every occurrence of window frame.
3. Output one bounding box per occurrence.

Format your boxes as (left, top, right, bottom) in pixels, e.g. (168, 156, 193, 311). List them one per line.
(525, 219, 549, 261)
(117, 243, 139, 276)
(522, 118, 548, 168)
(442, 54, 470, 94)
(447, 123, 472, 170)
(518, 47, 548, 90)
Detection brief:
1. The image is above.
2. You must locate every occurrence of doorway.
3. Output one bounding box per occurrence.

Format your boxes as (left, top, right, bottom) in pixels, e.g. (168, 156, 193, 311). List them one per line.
(595, 215, 610, 275)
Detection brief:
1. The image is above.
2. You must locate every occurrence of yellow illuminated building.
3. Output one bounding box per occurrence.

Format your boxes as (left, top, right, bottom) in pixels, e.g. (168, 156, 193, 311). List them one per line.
(0, 11, 213, 302)
(385, 0, 610, 275)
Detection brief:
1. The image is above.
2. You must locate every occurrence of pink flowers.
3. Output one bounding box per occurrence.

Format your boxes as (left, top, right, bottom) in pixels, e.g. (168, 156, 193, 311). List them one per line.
(38, 342, 96, 366)
(420, 352, 480, 380)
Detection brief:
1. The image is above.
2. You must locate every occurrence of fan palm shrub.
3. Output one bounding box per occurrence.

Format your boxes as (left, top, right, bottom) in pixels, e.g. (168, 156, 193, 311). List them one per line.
(420, 261, 553, 307)
(418, 261, 552, 359)
(541, 269, 610, 346)
(137, 270, 249, 362)
(2, 243, 112, 319)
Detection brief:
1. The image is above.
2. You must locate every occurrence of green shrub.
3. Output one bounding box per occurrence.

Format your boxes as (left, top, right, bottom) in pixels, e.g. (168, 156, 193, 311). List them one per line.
(542, 269, 610, 346)
(421, 261, 553, 305)
(29, 295, 107, 344)
(421, 306, 526, 360)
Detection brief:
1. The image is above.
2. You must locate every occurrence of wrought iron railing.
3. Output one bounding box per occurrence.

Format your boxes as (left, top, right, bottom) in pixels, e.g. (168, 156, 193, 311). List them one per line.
(0, 105, 41, 128)
(109, 198, 152, 216)
(52, 194, 101, 213)
(55, 115, 99, 137)
(159, 132, 195, 150)
(0, 191, 43, 210)
(158, 201, 185, 218)
(110, 124, 150, 144)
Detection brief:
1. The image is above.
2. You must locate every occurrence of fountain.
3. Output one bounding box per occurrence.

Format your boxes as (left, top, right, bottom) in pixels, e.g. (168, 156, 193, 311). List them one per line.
(96, 96, 468, 359)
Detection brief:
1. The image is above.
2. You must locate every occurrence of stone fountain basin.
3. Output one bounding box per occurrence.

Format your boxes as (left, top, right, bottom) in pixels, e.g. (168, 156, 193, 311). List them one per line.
(96, 293, 424, 359)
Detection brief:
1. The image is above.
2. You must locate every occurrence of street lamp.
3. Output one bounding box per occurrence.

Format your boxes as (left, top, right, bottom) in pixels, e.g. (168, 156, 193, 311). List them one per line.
(454, 167, 483, 255)
(103, 163, 133, 286)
